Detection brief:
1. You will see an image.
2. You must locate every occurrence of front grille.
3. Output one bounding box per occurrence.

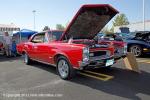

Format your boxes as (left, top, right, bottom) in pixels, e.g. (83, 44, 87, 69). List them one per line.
(115, 48, 123, 54)
(90, 51, 106, 57)
(114, 44, 121, 47)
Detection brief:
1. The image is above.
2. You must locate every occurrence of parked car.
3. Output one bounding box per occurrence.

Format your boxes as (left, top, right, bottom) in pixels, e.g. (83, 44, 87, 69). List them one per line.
(97, 33, 127, 60)
(116, 32, 135, 40)
(0, 41, 4, 54)
(17, 4, 118, 79)
(125, 31, 150, 57)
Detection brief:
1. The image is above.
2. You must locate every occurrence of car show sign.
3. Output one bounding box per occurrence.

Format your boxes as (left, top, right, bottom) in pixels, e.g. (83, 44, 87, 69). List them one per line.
(123, 52, 140, 73)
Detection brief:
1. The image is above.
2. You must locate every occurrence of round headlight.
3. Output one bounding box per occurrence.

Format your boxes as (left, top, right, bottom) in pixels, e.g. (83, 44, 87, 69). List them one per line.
(106, 51, 111, 56)
(124, 43, 127, 53)
(83, 47, 89, 62)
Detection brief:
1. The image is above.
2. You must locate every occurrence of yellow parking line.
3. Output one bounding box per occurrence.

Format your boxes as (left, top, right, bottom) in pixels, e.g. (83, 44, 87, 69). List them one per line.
(137, 60, 150, 63)
(137, 59, 150, 62)
(79, 71, 114, 81)
(84, 70, 114, 78)
(143, 61, 150, 64)
(146, 62, 150, 64)
(79, 72, 107, 81)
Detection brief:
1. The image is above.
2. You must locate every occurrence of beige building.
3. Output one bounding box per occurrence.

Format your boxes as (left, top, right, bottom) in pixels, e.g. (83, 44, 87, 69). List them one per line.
(114, 20, 150, 33)
(0, 23, 20, 36)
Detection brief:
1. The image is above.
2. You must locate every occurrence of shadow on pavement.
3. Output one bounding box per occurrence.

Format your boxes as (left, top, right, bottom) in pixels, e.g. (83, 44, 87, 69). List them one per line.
(0, 54, 22, 62)
(137, 54, 150, 58)
(29, 61, 57, 75)
(19, 60, 150, 100)
(71, 68, 150, 100)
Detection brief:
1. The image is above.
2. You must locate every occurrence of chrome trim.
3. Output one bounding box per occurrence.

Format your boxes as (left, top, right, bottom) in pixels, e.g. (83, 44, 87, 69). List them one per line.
(30, 58, 56, 67)
(114, 47, 127, 58)
(90, 55, 113, 62)
(90, 50, 108, 52)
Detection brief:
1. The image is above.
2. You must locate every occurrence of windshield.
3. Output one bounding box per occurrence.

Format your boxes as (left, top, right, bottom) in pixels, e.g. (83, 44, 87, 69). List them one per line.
(48, 31, 63, 41)
(116, 32, 139, 40)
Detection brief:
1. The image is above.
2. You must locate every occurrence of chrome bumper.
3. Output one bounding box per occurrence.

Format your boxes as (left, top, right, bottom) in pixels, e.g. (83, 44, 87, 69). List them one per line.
(78, 55, 114, 70)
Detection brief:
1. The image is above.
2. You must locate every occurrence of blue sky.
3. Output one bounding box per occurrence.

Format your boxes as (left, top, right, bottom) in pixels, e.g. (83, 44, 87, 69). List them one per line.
(0, 0, 149, 31)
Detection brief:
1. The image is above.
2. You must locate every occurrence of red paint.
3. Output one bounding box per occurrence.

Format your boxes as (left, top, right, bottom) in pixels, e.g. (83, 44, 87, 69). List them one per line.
(17, 4, 120, 69)
(0, 42, 3, 49)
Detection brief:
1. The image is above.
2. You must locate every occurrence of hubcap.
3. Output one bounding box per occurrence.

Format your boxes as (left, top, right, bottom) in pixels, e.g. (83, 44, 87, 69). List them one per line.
(58, 59, 69, 78)
(131, 46, 141, 56)
(24, 54, 28, 63)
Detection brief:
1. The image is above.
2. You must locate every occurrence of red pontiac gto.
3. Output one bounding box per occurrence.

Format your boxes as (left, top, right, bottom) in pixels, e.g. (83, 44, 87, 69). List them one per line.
(17, 4, 119, 79)
(0, 41, 4, 54)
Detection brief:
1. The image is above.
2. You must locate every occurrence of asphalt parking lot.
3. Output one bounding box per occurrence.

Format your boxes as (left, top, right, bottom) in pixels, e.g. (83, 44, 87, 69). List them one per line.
(0, 55, 150, 100)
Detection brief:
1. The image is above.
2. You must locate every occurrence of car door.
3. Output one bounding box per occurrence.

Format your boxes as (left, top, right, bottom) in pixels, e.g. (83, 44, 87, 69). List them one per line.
(30, 33, 45, 61)
(41, 32, 56, 64)
(37, 32, 52, 63)
(41, 31, 62, 64)
(32, 32, 53, 63)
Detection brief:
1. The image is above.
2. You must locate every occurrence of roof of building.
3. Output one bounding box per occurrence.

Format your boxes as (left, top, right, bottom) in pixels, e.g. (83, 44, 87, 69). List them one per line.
(0, 23, 20, 28)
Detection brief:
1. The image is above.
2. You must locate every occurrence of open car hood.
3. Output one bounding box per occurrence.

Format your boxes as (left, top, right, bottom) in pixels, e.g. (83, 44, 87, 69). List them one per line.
(60, 4, 118, 40)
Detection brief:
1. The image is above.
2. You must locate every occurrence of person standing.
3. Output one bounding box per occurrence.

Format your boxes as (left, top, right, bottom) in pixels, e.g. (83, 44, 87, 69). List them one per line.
(3, 32, 12, 57)
(11, 39, 17, 57)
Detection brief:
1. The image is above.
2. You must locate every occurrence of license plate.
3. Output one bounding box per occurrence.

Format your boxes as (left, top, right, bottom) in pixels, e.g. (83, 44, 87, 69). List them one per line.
(106, 59, 114, 66)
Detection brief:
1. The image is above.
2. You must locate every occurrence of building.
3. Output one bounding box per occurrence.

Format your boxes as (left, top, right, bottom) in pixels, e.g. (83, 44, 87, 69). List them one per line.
(0, 23, 20, 36)
(114, 20, 150, 33)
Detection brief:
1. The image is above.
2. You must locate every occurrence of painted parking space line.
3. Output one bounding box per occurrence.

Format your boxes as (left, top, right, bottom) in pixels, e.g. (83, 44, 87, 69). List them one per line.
(138, 61, 150, 63)
(136, 59, 150, 61)
(136, 59, 150, 64)
(79, 70, 114, 81)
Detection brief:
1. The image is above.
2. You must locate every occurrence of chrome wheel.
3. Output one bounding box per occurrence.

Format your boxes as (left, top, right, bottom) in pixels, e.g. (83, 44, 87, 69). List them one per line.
(58, 59, 69, 79)
(130, 45, 142, 57)
(24, 53, 31, 65)
(24, 53, 28, 63)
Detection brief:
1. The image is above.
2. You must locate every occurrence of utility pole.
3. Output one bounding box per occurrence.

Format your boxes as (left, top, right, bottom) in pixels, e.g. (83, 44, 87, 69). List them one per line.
(143, 0, 145, 32)
(32, 10, 36, 31)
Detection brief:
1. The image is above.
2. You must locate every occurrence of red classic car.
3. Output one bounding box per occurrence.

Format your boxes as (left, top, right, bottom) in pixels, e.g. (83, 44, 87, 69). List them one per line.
(0, 41, 3, 49)
(17, 4, 119, 79)
(0, 41, 4, 54)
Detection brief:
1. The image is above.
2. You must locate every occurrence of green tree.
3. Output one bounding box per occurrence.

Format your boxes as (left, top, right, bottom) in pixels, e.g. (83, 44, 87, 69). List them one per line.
(101, 26, 112, 34)
(111, 13, 129, 32)
(113, 14, 129, 26)
(43, 26, 50, 31)
(56, 24, 65, 30)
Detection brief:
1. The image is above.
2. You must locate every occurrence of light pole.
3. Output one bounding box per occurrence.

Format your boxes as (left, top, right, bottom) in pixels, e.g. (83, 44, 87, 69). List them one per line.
(32, 10, 36, 31)
(143, 0, 145, 32)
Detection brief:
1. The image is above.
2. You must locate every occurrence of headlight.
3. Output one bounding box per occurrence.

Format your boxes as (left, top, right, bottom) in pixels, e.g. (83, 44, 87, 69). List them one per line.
(106, 51, 111, 56)
(124, 43, 127, 53)
(83, 47, 89, 62)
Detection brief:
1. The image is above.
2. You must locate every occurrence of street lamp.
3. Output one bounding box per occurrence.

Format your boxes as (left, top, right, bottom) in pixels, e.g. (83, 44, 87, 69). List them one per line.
(143, 0, 145, 31)
(32, 10, 36, 31)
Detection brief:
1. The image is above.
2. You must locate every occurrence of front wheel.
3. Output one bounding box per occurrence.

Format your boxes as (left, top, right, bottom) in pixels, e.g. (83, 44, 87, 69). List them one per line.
(129, 45, 142, 57)
(57, 56, 76, 80)
(24, 53, 32, 65)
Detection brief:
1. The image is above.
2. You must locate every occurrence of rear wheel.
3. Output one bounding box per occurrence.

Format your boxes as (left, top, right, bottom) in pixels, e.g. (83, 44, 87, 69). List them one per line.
(129, 45, 142, 57)
(57, 56, 76, 80)
(24, 53, 32, 65)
